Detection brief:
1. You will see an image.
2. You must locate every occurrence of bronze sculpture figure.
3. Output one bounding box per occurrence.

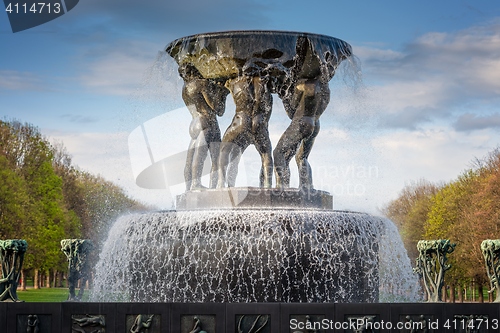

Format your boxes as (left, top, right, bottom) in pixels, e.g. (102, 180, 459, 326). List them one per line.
(27, 314, 40, 333)
(130, 314, 154, 333)
(179, 63, 229, 190)
(217, 73, 273, 188)
(166, 30, 352, 193)
(274, 36, 332, 189)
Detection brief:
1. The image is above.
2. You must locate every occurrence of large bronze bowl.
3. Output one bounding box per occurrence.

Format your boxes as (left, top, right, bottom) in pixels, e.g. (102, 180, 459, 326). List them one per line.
(166, 30, 352, 80)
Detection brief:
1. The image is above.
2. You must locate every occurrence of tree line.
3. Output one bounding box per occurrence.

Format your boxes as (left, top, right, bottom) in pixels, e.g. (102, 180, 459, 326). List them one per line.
(0, 120, 149, 289)
(384, 147, 500, 302)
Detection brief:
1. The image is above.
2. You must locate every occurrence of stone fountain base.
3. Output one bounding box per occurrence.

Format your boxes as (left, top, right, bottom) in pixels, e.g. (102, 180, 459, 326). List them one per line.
(93, 209, 382, 303)
(176, 187, 333, 210)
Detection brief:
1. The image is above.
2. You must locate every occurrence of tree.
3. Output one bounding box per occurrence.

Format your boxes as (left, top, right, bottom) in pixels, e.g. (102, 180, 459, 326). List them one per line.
(0, 154, 28, 239)
(0, 119, 149, 287)
(0, 120, 80, 287)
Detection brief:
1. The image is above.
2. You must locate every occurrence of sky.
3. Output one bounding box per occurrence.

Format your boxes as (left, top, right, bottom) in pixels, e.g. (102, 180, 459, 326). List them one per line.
(1, 0, 500, 215)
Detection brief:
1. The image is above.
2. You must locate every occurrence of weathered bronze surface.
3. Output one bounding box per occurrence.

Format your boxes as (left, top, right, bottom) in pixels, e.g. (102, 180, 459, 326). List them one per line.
(72, 314, 105, 333)
(27, 314, 39, 333)
(182, 315, 212, 333)
(166, 30, 351, 193)
(237, 314, 269, 333)
(414, 239, 456, 302)
(274, 36, 332, 189)
(61, 239, 93, 301)
(481, 239, 500, 302)
(0, 239, 27, 302)
(218, 75, 273, 188)
(179, 63, 229, 191)
(129, 314, 155, 333)
(166, 31, 351, 80)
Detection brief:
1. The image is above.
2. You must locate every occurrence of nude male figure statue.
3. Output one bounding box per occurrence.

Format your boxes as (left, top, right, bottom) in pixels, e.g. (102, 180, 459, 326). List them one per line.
(217, 64, 273, 188)
(179, 64, 229, 190)
(274, 36, 333, 190)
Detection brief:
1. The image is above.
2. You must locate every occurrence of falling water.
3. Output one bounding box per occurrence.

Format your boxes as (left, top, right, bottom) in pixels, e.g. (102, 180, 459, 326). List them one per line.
(378, 219, 423, 302)
(91, 210, 421, 303)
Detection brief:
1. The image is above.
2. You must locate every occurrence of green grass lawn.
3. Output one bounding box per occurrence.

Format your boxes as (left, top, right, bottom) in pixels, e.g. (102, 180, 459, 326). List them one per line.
(16, 288, 89, 302)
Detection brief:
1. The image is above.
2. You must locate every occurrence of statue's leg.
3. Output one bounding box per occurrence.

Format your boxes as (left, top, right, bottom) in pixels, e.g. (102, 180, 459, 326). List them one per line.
(208, 141, 220, 189)
(191, 131, 209, 189)
(217, 142, 231, 188)
(218, 112, 251, 188)
(226, 137, 250, 188)
(273, 122, 304, 188)
(254, 131, 273, 188)
(226, 146, 242, 187)
(205, 127, 222, 189)
(296, 120, 319, 190)
(296, 142, 314, 190)
(0, 265, 19, 301)
(259, 154, 273, 188)
(252, 82, 273, 188)
(184, 139, 196, 191)
(219, 142, 244, 188)
(261, 145, 273, 188)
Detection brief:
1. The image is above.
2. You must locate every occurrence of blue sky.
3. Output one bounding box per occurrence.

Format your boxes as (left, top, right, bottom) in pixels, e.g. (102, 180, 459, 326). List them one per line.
(1, 0, 500, 213)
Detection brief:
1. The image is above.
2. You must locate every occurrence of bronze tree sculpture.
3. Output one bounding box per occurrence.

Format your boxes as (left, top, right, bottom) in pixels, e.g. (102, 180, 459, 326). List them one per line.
(414, 239, 456, 302)
(0, 239, 27, 302)
(481, 239, 500, 302)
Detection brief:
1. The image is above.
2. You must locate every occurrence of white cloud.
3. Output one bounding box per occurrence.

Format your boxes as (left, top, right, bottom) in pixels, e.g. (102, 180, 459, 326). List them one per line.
(77, 40, 168, 96)
(47, 130, 130, 175)
(0, 70, 47, 91)
(354, 45, 404, 63)
(46, 130, 168, 207)
(356, 20, 500, 130)
(371, 80, 449, 112)
(454, 113, 500, 132)
(371, 127, 500, 202)
(79, 54, 148, 95)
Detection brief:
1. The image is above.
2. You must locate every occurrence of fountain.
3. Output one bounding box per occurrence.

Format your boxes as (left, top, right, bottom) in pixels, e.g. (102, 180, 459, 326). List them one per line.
(91, 30, 420, 304)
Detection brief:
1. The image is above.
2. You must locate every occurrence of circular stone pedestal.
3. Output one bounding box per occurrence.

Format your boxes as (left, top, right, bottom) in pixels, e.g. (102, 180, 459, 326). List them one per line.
(176, 187, 333, 210)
